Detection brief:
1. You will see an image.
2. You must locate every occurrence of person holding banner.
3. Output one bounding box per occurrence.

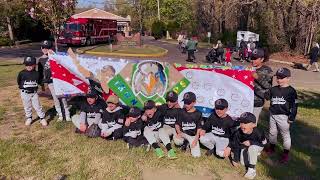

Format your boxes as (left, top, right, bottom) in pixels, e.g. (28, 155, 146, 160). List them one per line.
(99, 95, 125, 140)
(251, 49, 273, 124)
(38, 40, 71, 121)
(174, 92, 202, 157)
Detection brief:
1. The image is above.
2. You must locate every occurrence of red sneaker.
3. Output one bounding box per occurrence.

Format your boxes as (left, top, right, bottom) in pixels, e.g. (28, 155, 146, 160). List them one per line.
(279, 153, 289, 164)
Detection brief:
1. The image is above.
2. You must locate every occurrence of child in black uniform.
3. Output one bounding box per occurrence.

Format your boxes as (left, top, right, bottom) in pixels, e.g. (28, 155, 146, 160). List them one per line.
(123, 107, 148, 148)
(71, 90, 104, 133)
(99, 95, 125, 140)
(18, 56, 47, 126)
(174, 92, 202, 157)
(225, 112, 267, 180)
(265, 67, 298, 164)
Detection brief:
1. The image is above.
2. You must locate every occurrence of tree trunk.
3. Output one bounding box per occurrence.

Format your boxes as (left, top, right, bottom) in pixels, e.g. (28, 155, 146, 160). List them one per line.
(6, 16, 14, 42)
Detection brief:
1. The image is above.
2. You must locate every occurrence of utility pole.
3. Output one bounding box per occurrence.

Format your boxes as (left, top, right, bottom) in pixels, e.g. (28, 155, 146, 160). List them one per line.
(157, 0, 160, 20)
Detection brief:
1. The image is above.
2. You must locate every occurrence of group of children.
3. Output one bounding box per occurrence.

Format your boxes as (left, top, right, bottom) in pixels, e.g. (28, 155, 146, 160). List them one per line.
(17, 41, 298, 179)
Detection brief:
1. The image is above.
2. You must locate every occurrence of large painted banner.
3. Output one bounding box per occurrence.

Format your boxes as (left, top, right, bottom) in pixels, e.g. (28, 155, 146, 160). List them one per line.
(49, 51, 254, 117)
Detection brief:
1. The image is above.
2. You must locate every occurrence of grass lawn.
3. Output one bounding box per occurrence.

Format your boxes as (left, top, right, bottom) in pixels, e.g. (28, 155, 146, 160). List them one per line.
(79, 44, 167, 56)
(0, 60, 319, 179)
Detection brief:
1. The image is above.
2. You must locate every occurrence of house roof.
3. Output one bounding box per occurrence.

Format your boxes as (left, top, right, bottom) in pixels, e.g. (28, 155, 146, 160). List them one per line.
(72, 8, 131, 22)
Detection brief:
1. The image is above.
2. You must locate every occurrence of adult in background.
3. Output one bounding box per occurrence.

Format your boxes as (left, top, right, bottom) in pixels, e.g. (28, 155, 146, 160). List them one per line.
(251, 49, 273, 124)
(186, 37, 197, 62)
(214, 40, 224, 64)
(306, 42, 320, 72)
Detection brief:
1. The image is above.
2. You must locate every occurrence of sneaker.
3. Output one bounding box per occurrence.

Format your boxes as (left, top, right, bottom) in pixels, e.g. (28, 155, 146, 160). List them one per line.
(145, 144, 151, 152)
(244, 168, 256, 179)
(25, 118, 32, 126)
(40, 119, 48, 126)
(155, 148, 165, 158)
(66, 117, 72, 122)
(168, 149, 177, 159)
(126, 143, 132, 149)
(279, 152, 289, 164)
(57, 116, 63, 122)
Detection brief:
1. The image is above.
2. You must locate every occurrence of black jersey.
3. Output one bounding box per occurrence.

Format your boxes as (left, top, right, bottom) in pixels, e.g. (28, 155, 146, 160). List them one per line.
(101, 107, 125, 127)
(267, 85, 298, 121)
(38, 55, 52, 84)
(17, 69, 40, 92)
(145, 110, 164, 131)
(80, 101, 104, 119)
(202, 112, 237, 138)
(123, 118, 144, 137)
(229, 128, 267, 162)
(158, 104, 180, 128)
(176, 108, 202, 136)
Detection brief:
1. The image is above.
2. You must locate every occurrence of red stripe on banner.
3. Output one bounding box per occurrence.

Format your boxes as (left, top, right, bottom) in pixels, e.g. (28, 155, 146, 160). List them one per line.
(175, 66, 254, 90)
(50, 60, 89, 93)
(50, 59, 115, 100)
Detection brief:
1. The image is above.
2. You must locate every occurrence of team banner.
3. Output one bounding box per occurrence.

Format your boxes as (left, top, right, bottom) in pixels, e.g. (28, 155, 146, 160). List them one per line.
(49, 51, 254, 117)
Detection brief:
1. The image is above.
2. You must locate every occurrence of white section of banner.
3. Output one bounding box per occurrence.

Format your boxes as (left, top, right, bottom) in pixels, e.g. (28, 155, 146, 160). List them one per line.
(178, 69, 254, 118)
(52, 78, 85, 96)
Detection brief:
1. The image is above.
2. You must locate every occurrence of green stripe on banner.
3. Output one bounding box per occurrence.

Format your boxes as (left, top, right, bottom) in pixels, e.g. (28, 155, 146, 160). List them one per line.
(108, 74, 143, 108)
(170, 77, 190, 95)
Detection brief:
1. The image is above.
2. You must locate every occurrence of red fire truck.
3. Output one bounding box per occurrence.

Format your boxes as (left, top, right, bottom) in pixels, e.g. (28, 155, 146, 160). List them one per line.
(58, 17, 117, 46)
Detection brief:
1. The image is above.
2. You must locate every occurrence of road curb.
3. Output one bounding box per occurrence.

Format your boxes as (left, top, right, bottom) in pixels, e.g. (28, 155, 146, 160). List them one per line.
(269, 59, 308, 66)
(76, 46, 168, 58)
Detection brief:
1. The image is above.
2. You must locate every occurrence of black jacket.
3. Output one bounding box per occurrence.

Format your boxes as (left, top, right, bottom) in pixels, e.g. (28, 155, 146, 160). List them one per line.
(254, 65, 273, 107)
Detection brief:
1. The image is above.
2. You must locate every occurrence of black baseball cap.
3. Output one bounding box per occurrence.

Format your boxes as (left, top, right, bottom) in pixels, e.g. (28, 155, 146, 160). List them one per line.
(238, 112, 256, 124)
(215, 99, 228, 110)
(23, 56, 36, 66)
(144, 100, 156, 110)
(251, 49, 265, 60)
(182, 92, 196, 105)
(275, 67, 291, 79)
(128, 107, 142, 118)
(166, 91, 178, 102)
(41, 40, 53, 49)
(86, 89, 98, 98)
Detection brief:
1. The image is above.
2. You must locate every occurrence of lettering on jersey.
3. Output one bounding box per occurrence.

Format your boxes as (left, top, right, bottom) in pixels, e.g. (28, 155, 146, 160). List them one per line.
(182, 122, 196, 131)
(107, 121, 116, 127)
(164, 117, 176, 125)
(271, 96, 286, 105)
(87, 112, 98, 119)
(211, 126, 225, 135)
(148, 122, 162, 130)
(23, 80, 38, 88)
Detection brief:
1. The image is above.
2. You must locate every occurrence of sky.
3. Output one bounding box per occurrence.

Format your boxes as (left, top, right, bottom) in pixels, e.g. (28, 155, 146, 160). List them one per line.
(77, 0, 105, 8)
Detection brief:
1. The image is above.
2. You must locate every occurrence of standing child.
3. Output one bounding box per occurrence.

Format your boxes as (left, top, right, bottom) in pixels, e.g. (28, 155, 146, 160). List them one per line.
(18, 56, 47, 126)
(225, 48, 232, 67)
(265, 67, 298, 163)
(123, 107, 148, 149)
(99, 95, 125, 140)
(71, 90, 104, 134)
(174, 92, 202, 157)
(158, 91, 180, 159)
(200, 99, 237, 158)
(38, 40, 70, 121)
(225, 112, 267, 179)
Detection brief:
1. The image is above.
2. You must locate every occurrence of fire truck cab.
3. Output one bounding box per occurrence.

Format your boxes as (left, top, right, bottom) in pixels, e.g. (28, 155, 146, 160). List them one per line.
(58, 17, 117, 46)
